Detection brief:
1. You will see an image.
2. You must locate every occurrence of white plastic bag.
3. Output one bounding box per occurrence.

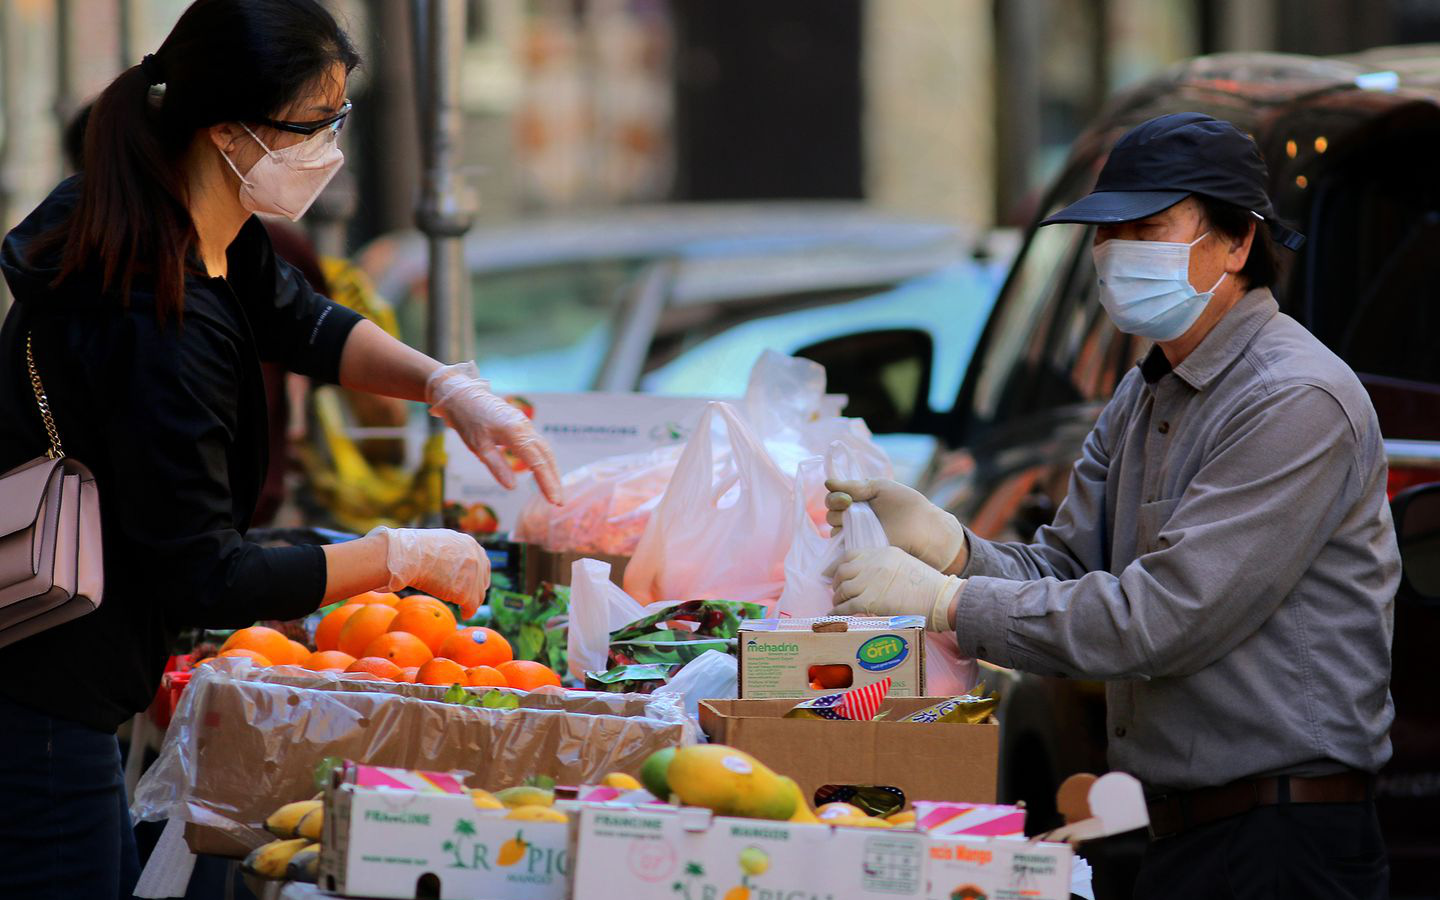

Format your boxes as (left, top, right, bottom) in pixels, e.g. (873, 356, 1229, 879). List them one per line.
(623, 402, 794, 606)
(776, 441, 889, 618)
(652, 649, 738, 724)
(743, 350, 892, 481)
(567, 558, 676, 684)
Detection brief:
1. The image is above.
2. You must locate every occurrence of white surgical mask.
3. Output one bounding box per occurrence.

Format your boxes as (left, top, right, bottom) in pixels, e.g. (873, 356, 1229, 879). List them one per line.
(221, 124, 344, 222)
(1093, 231, 1227, 341)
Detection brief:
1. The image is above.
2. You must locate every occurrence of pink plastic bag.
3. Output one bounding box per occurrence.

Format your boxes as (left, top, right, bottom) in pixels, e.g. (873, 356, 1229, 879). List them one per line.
(623, 402, 793, 606)
(514, 447, 682, 555)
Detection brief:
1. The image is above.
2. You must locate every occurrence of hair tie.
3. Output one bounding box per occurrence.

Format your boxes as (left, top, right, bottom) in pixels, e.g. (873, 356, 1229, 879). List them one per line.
(140, 53, 164, 85)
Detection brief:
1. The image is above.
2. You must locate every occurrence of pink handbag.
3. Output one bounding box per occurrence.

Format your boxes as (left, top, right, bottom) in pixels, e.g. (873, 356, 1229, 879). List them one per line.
(0, 332, 103, 649)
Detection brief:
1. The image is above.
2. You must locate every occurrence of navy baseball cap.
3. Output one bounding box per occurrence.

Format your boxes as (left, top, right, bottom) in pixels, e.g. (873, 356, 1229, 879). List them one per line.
(1041, 112, 1305, 251)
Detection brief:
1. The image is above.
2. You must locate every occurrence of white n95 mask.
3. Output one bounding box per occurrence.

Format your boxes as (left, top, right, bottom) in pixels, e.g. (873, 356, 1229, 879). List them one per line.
(1093, 231, 1227, 341)
(221, 124, 344, 222)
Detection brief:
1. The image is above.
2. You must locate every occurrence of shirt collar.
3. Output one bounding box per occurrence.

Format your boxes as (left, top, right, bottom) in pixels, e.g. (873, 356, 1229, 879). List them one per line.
(1157, 287, 1279, 391)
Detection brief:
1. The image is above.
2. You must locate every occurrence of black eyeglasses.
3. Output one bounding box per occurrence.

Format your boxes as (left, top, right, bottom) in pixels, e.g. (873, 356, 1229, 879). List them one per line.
(254, 99, 351, 136)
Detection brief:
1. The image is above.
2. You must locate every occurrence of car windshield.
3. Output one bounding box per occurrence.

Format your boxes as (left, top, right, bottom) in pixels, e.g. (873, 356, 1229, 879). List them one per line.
(640, 262, 1005, 410)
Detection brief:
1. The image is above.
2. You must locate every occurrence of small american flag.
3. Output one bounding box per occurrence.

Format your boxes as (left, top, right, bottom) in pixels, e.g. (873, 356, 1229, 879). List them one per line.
(799, 677, 894, 720)
(840, 676, 892, 721)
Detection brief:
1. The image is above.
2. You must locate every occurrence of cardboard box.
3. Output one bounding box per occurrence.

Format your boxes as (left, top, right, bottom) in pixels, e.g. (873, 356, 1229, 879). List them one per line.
(444, 393, 712, 536)
(572, 806, 930, 899)
(926, 835, 1073, 900)
(522, 548, 629, 594)
(320, 783, 570, 900)
(738, 616, 927, 699)
(136, 663, 691, 858)
(699, 698, 999, 808)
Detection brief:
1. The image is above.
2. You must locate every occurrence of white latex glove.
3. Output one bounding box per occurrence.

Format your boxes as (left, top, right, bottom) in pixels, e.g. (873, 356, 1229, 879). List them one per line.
(426, 362, 565, 506)
(369, 526, 489, 619)
(830, 546, 962, 632)
(825, 478, 968, 573)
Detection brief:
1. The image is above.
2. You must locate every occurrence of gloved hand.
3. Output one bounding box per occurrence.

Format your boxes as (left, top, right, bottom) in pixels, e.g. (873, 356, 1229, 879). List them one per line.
(825, 478, 968, 573)
(427, 362, 564, 505)
(830, 546, 962, 632)
(369, 526, 489, 619)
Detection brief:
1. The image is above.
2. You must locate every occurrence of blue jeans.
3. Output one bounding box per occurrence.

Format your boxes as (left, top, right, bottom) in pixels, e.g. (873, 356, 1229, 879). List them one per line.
(0, 695, 140, 899)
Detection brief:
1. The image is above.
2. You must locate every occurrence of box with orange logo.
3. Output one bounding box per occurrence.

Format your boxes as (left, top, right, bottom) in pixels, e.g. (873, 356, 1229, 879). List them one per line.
(926, 835, 1073, 900)
(320, 782, 571, 900)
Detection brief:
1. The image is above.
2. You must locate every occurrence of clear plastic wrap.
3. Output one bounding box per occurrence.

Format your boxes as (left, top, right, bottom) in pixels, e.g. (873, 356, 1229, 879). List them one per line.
(132, 659, 695, 854)
(513, 446, 683, 555)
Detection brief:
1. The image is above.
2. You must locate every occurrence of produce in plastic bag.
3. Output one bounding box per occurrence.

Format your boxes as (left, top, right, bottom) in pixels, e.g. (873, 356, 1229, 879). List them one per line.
(513, 447, 681, 555)
(606, 599, 765, 667)
(567, 558, 675, 684)
(652, 649, 738, 722)
(624, 402, 795, 605)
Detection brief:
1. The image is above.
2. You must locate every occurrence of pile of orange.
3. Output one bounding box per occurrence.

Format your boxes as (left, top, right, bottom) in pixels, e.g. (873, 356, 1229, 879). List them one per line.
(301, 594, 563, 691)
(203, 594, 565, 692)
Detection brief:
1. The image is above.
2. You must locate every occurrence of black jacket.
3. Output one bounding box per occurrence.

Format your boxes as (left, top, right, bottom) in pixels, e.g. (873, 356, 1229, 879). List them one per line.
(0, 177, 362, 732)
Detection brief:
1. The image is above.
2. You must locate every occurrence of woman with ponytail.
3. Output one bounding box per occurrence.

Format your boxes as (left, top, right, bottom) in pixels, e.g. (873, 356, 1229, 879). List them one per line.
(0, 3, 561, 895)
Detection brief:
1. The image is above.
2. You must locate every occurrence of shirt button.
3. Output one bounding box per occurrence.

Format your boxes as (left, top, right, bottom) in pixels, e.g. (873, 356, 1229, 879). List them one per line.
(1157, 421, 1170, 434)
(1114, 726, 1127, 738)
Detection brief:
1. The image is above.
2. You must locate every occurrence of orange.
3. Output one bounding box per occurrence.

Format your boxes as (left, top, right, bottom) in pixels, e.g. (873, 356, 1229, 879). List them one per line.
(338, 604, 400, 658)
(397, 666, 420, 683)
(346, 656, 403, 680)
(348, 590, 401, 607)
(315, 603, 364, 653)
(220, 626, 291, 663)
(279, 639, 311, 666)
(415, 657, 468, 686)
(343, 671, 383, 681)
(388, 604, 457, 653)
(214, 648, 273, 666)
(495, 660, 561, 692)
(439, 627, 513, 668)
(303, 650, 357, 671)
(395, 594, 450, 618)
(362, 631, 434, 669)
(465, 665, 509, 688)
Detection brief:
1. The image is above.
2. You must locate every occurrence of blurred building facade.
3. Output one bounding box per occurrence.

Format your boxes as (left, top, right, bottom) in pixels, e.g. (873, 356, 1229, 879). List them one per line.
(3, 0, 1439, 312)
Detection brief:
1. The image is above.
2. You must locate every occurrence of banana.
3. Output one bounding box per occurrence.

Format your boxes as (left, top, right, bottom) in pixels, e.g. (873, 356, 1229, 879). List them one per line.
(495, 786, 554, 808)
(505, 805, 569, 823)
(601, 772, 642, 791)
(286, 845, 321, 883)
(471, 789, 505, 810)
(265, 800, 323, 839)
(296, 807, 324, 842)
(244, 839, 314, 879)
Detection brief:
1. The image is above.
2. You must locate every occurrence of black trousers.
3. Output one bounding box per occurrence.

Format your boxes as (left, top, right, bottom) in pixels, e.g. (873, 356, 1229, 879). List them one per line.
(1132, 802, 1387, 899)
(0, 695, 140, 900)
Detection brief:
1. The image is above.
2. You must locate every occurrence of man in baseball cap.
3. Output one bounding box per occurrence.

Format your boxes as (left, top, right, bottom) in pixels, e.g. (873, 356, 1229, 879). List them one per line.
(826, 113, 1395, 899)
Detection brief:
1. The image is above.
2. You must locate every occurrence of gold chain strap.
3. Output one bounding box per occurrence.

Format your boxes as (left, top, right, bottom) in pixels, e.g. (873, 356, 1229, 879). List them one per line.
(25, 332, 64, 460)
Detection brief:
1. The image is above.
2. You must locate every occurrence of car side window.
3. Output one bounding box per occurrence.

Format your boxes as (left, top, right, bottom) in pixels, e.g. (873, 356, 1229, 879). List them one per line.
(970, 223, 1100, 423)
(1306, 132, 1440, 385)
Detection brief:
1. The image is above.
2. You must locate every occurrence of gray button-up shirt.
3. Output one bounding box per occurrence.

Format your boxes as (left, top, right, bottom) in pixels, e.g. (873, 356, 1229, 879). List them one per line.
(953, 287, 1398, 791)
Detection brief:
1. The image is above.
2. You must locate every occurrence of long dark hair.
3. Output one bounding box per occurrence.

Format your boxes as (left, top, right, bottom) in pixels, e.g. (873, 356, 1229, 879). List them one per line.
(51, 0, 359, 319)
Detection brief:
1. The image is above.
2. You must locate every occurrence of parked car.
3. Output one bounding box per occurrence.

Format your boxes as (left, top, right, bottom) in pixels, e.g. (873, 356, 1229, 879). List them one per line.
(790, 49, 1440, 894)
(354, 205, 1016, 482)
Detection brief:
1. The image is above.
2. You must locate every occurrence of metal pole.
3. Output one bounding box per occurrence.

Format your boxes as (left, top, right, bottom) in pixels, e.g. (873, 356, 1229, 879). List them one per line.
(55, 0, 79, 162)
(414, 0, 475, 367)
(118, 0, 144, 72)
(412, 0, 475, 520)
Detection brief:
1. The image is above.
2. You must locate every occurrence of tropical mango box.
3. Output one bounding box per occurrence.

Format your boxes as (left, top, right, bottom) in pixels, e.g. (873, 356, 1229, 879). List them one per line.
(320, 784, 570, 900)
(737, 616, 927, 700)
(572, 805, 932, 900)
(571, 806, 1073, 900)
